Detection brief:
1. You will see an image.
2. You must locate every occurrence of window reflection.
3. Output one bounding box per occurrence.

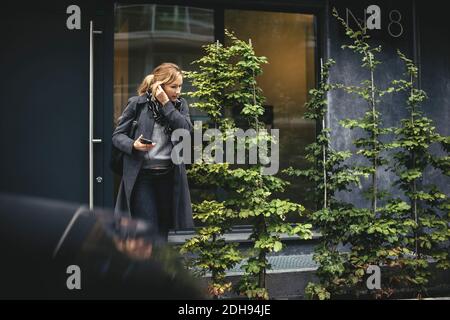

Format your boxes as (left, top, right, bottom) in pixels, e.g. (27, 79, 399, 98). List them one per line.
(113, 4, 214, 200)
(114, 5, 318, 219)
(114, 4, 214, 124)
(225, 10, 317, 213)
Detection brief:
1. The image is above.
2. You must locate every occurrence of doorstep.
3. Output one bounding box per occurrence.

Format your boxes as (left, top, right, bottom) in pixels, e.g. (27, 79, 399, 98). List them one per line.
(168, 227, 322, 245)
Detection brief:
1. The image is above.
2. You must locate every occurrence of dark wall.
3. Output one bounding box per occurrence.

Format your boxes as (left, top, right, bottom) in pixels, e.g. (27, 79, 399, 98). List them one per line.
(0, 1, 114, 206)
(416, 0, 450, 192)
(326, 0, 449, 205)
(0, 2, 86, 202)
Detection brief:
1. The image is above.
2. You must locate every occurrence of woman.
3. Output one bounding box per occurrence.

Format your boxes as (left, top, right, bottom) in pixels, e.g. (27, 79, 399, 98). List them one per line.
(112, 63, 194, 241)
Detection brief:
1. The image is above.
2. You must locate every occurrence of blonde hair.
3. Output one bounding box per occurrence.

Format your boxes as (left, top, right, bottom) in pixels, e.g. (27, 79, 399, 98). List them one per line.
(137, 62, 183, 97)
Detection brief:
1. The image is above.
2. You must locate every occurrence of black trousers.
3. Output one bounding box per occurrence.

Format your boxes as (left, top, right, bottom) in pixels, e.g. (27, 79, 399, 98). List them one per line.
(130, 167, 174, 241)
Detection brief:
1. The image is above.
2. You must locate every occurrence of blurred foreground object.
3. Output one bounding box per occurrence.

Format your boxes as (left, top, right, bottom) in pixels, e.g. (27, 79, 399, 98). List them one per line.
(0, 193, 203, 299)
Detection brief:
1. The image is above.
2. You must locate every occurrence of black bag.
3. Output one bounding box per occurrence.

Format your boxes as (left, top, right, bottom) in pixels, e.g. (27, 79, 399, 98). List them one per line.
(110, 104, 145, 175)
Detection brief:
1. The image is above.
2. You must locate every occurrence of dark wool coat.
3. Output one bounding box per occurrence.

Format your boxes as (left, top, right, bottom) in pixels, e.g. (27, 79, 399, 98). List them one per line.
(112, 95, 194, 229)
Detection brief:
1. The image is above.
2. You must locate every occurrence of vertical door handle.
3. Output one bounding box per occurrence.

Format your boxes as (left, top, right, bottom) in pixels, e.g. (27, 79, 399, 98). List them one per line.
(89, 20, 103, 209)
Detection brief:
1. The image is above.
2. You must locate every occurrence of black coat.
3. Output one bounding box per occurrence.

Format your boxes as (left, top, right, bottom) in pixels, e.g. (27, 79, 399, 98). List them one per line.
(112, 95, 194, 230)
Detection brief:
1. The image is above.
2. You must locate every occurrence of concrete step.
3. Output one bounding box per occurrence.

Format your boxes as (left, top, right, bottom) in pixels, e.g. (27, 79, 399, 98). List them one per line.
(168, 228, 321, 245)
(170, 229, 450, 299)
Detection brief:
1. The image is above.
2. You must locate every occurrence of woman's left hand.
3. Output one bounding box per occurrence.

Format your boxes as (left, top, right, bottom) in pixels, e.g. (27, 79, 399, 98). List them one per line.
(155, 84, 170, 105)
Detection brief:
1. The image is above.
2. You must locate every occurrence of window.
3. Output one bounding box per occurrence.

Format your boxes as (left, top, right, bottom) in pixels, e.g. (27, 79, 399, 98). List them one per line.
(113, 5, 318, 219)
(225, 9, 317, 213)
(113, 4, 214, 198)
(114, 4, 214, 123)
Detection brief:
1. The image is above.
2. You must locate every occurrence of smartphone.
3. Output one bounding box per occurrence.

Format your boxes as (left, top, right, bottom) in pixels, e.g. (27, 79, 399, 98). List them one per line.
(139, 137, 154, 145)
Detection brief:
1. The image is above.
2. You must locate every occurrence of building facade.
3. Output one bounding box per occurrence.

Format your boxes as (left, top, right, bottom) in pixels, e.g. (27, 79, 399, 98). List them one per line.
(1, 0, 448, 218)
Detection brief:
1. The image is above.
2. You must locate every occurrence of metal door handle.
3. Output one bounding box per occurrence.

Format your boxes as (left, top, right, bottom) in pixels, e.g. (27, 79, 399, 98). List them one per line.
(89, 20, 103, 210)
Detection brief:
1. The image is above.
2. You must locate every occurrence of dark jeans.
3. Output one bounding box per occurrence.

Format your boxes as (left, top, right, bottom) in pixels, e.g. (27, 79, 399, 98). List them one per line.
(130, 167, 174, 241)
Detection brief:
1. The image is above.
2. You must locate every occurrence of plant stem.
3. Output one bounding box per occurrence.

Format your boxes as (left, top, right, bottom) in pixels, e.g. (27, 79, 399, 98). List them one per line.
(258, 216, 267, 290)
(321, 59, 328, 209)
(369, 53, 378, 215)
(410, 73, 419, 258)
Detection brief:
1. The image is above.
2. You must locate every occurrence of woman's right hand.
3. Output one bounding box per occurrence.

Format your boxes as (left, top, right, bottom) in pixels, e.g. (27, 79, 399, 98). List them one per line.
(133, 134, 155, 152)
